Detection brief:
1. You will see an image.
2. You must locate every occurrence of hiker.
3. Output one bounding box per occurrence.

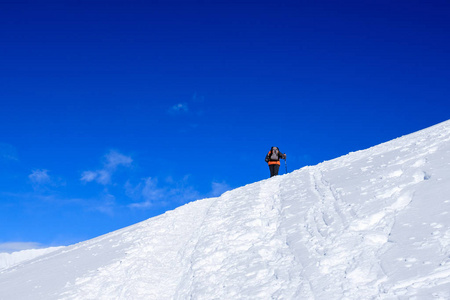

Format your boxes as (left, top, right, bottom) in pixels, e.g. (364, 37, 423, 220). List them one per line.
(265, 146, 287, 177)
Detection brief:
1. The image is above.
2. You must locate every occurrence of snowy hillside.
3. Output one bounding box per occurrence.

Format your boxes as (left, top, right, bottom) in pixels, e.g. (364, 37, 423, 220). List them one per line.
(0, 247, 63, 272)
(1, 120, 449, 299)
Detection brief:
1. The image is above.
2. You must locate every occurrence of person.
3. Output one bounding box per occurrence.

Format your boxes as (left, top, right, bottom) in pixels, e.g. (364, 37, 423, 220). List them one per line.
(265, 146, 287, 177)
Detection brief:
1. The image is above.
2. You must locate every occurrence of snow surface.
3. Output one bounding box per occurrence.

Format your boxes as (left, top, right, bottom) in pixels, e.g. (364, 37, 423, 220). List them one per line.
(0, 247, 63, 272)
(1, 120, 450, 299)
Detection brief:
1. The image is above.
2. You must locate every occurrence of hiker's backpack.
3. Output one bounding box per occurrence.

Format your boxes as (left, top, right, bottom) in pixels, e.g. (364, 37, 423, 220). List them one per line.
(269, 147, 279, 161)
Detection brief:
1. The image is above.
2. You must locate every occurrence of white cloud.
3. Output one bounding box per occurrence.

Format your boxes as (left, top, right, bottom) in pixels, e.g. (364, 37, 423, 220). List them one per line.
(128, 177, 165, 209)
(0, 242, 42, 253)
(168, 103, 189, 115)
(104, 150, 133, 169)
(28, 169, 65, 189)
(128, 200, 152, 209)
(81, 170, 111, 185)
(80, 171, 97, 182)
(80, 170, 109, 185)
(29, 169, 51, 185)
(141, 177, 165, 202)
(210, 181, 231, 197)
(81, 150, 132, 185)
(128, 176, 200, 209)
(96, 170, 111, 185)
(127, 176, 232, 210)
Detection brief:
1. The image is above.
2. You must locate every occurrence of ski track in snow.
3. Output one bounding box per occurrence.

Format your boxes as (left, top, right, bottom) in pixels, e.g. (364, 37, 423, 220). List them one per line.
(1, 120, 450, 299)
(174, 177, 304, 299)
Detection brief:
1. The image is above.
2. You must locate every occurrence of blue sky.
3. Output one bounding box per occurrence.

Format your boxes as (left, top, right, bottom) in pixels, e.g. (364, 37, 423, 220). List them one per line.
(1, 0, 449, 251)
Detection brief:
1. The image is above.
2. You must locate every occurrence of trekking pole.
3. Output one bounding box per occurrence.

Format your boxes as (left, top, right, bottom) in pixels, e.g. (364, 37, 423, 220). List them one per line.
(285, 156, 288, 174)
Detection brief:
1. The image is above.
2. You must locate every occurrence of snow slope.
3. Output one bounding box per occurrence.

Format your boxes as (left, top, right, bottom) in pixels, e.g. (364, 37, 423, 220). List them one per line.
(1, 120, 449, 299)
(0, 247, 63, 272)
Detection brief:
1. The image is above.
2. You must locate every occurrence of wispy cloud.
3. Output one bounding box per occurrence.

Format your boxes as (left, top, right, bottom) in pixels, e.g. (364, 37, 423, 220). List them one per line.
(210, 181, 231, 197)
(127, 177, 166, 209)
(28, 169, 65, 190)
(78, 150, 231, 213)
(104, 150, 133, 169)
(90, 192, 116, 216)
(81, 170, 111, 185)
(81, 150, 132, 185)
(127, 176, 231, 210)
(0, 242, 42, 253)
(127, 175, 200, 209)
(29, 169, 51, 185)
(79, 150, 133, 215)
(168, 103, 189, 115)
(168, 92, 206, 117)
(0, 143, 19, 162)
(5, 189, 119, 218)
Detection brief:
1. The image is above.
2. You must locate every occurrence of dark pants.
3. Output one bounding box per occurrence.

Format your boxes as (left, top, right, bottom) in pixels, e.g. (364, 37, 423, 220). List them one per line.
(269, 164, 280, 177)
